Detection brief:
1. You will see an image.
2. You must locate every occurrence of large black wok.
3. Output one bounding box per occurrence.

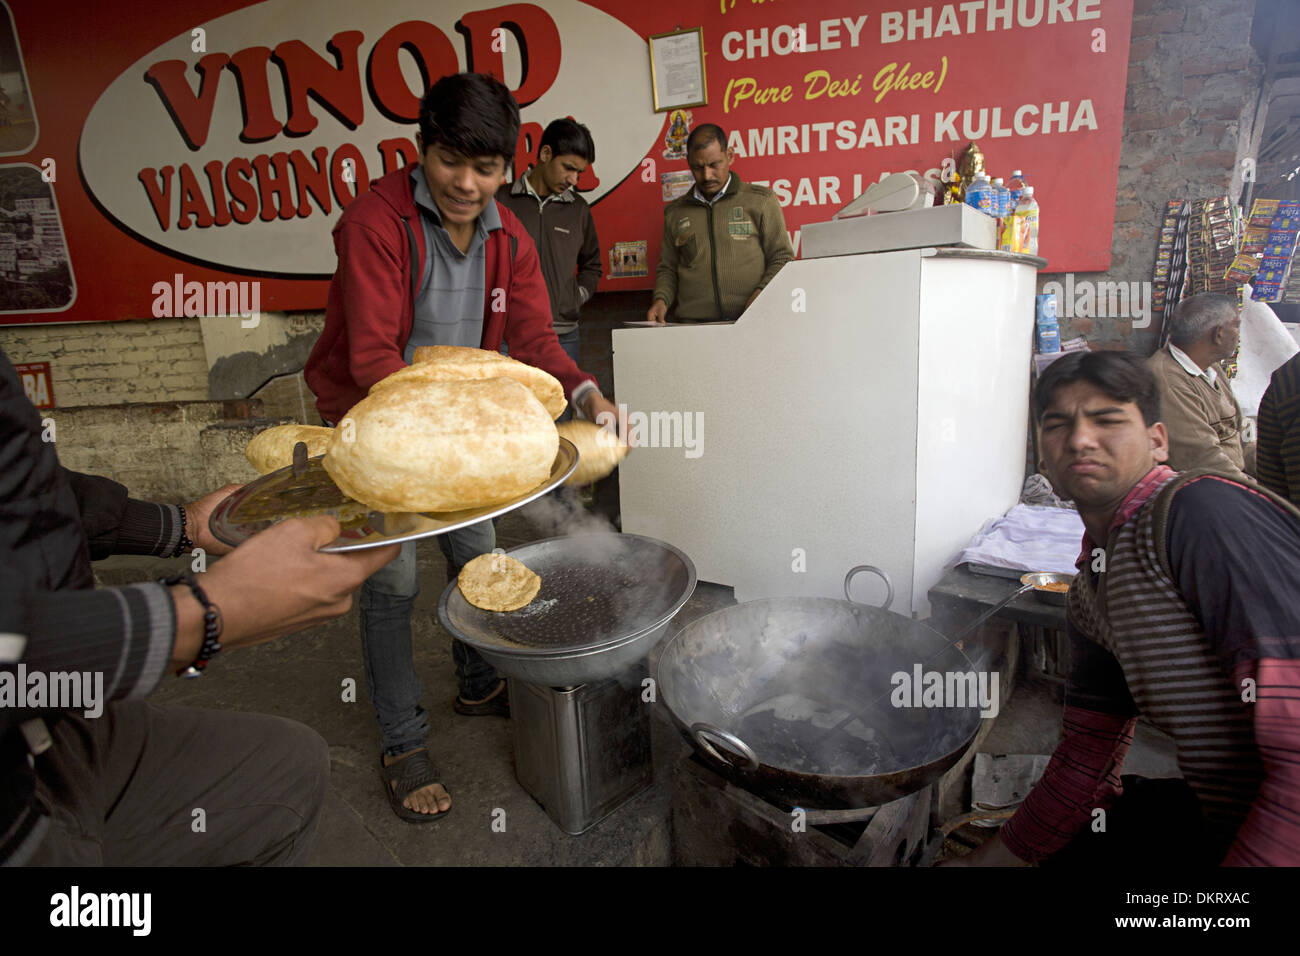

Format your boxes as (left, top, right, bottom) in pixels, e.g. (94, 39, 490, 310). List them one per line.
(658, 567, 1009, 811)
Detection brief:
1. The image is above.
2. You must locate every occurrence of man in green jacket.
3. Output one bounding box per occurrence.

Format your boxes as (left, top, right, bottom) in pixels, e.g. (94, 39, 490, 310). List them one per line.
(647, 124, 793, 323)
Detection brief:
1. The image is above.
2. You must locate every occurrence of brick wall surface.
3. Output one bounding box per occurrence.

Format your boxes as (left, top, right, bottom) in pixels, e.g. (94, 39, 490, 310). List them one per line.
(1044, 0, 1263, 351)
(0, 318, 208, 406)
(49, 399, 266, 502)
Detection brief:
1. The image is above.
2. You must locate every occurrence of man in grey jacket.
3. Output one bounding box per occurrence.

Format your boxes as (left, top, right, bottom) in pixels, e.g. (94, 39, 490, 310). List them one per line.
(496, 117, 601, 398)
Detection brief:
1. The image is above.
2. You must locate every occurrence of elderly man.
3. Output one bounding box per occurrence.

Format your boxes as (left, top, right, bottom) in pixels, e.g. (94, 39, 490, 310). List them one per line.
(1147, 293, 1255, 481)
(647, 123, 793, 324)
(946, 350, 1300, 867)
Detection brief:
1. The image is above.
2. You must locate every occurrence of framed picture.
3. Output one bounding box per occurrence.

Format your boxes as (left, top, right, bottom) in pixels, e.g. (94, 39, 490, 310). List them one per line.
(648, 28, 707, 112)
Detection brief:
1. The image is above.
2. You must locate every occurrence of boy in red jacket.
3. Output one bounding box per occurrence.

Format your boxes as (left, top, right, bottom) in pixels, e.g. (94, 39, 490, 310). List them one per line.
(305, 73, 619, 823)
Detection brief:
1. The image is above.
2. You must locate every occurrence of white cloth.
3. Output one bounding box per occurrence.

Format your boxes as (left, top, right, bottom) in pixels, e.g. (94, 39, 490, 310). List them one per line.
(1235, 287, 1299, 416)
(951, 503, 1086, 576)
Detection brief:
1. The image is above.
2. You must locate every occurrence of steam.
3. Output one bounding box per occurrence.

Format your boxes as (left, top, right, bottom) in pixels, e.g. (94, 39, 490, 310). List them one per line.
(515, 492, 685, 654)
(520, 490, 618, 540)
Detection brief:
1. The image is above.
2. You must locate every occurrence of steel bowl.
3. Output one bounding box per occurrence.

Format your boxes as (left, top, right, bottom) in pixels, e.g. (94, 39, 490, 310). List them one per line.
(1020, 571, 1074, 606)
(439, 533, 697, 687)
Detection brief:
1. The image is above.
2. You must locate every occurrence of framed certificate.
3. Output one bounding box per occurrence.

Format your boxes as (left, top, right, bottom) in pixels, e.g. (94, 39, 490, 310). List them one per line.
(648, 28, 707, 112)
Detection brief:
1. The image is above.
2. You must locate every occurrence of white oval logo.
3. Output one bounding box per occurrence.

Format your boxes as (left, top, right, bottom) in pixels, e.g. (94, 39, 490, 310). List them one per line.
(79, 0, 661, 276)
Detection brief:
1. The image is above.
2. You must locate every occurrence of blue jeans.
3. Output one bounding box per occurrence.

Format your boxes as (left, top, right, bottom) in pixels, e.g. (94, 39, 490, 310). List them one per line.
(359, 520, 499, 756)
(554, 327, 580, 423)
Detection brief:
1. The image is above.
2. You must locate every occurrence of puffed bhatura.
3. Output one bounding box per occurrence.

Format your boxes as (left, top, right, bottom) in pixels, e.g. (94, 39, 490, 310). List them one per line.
(323, 378, 559, 512)
(556, 420, 630, 486)
(458, 552, 542, 612)
(244, 424, 334, 474)
(370, 345, 567, 420)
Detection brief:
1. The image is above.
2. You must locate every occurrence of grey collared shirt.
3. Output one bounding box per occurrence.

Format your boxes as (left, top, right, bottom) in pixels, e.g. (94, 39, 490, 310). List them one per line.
(403, 167, 502, 361)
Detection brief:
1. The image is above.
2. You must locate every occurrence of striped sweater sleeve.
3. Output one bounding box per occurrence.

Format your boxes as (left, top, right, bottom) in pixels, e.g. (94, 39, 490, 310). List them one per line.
(1000, 707, 1136, 863)
(63, 469, 184, 559)
(3, 583, 177, 708)
(1221, 659, 1300, 865)
(1166, 477, 1300, 865)
(1000, 616, 1139, 862)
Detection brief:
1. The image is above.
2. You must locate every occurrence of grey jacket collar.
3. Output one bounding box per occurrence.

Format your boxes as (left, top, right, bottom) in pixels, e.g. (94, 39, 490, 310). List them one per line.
(511, 170, 576, 203)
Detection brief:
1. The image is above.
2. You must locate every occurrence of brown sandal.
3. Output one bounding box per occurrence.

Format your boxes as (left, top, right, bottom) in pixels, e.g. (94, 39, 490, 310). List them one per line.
(379, 750, 451, 824)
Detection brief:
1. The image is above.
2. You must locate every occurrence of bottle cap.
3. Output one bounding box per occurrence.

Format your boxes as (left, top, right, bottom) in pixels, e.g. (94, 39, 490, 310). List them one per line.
(1011, 170, 1023, 177)
(1023, 186, 1034, 195)
(992, 178, 1004, 185)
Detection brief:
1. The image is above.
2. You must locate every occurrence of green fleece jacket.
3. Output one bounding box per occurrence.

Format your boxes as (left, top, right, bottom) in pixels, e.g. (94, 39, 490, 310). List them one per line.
(652, 174, 793, 321)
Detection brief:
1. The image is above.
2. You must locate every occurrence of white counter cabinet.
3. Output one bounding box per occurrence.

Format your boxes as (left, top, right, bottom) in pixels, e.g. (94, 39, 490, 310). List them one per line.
(612, 247, 1041, 615)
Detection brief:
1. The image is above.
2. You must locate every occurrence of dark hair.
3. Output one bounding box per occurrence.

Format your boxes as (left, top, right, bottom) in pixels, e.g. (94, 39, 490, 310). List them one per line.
(540, 118, 595, 163)
(1033, 350, 1161, 427)
(418, 73, 520, 161)
(687, 123, 727, 152)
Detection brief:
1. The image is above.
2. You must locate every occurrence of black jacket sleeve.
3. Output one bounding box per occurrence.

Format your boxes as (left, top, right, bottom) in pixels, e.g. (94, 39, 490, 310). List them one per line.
(576, 203, 601, 304)
(63, 468, 183, 560)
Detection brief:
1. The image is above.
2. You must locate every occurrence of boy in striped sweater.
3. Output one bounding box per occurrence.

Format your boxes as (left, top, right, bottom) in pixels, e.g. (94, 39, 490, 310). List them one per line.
(948, 350, 1300, 866)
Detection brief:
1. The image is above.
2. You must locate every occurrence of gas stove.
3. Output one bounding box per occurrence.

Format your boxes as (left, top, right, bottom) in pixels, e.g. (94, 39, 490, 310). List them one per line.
(669, 753, 938, 867)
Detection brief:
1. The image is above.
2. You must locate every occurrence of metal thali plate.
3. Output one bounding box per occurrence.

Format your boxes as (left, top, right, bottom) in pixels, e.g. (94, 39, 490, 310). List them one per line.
(209, 438, 578, 553)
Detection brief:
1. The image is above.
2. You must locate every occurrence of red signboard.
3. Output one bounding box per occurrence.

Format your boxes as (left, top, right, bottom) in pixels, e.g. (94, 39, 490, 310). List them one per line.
(0, 0, 1131, 325)
(13, 360, 53, 407)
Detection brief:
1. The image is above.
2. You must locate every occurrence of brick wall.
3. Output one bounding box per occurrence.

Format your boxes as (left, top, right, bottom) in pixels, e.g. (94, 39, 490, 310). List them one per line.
(0, 318, 208, 405)
(48, 399, 270, 502)
(1046, 0, 1264, 351)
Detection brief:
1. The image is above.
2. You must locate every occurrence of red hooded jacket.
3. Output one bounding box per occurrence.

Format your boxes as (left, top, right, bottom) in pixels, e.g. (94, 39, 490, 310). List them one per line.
(305, 163, 596, 423)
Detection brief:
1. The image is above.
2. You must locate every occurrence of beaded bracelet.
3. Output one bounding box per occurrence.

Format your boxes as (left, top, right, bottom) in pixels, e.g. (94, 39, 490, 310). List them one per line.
(172, 505, 194, 559)
(166, 572, 224, 678)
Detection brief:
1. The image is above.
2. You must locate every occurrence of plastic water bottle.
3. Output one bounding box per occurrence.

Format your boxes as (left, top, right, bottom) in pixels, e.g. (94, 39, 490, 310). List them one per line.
(1007, 170, 1028, 209)
(965, 173, 994, 217)
(1035, 293, 1060, 353)
(1013, 186, 1039, 255)
(991, 178, 1007, 219)
(994, 178, 1013, 231)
